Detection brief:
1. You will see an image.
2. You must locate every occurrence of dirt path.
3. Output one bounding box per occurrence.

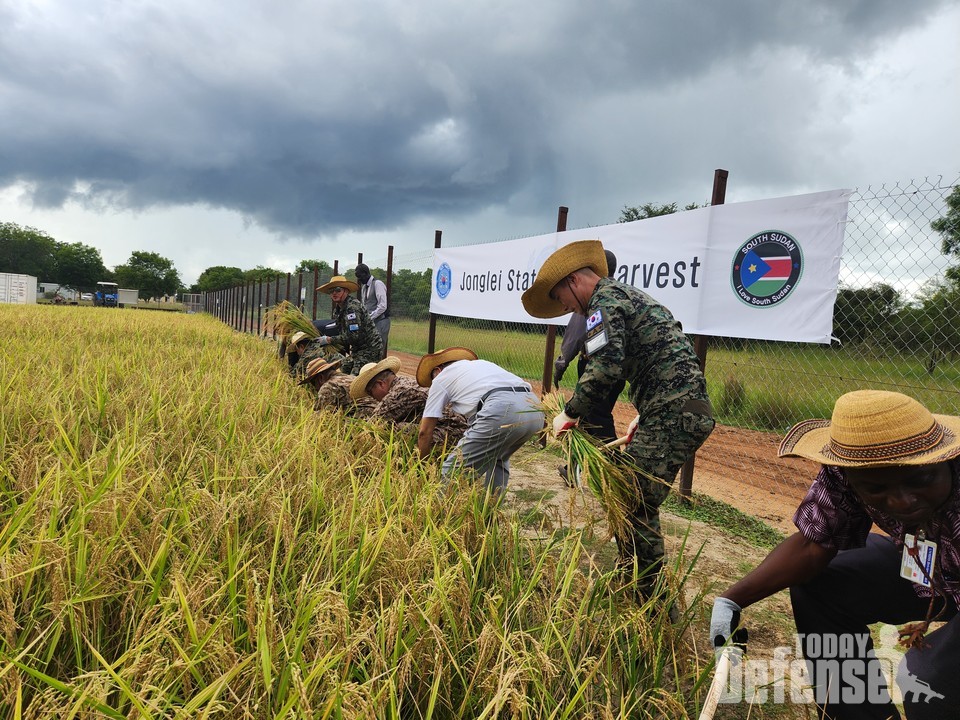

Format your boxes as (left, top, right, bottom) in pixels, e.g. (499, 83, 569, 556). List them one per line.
(389, 350, 818, 534)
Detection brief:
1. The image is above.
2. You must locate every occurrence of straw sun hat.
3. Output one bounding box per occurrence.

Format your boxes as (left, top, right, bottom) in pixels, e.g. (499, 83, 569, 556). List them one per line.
(778, 390, 960, 467)
(316, 275, 359, 294)
(521, 240, 609, 319)
(297, 357, 342, 385)
(415, 347, 478, 388)
(286, 331, 311, 353)
(349, 356, 402, 399)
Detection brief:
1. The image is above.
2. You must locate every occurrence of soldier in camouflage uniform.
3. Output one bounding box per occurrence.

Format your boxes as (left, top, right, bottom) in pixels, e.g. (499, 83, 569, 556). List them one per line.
(315, 275, 382, 375)
(522, 240, 715, 595)
(349, 358, 468, 449)
(315, 371, 377, 417)
(292, 338, 343, 381)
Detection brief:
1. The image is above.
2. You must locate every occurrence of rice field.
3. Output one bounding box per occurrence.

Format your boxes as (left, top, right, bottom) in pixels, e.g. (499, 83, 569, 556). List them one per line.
(0, 305, 712, 718)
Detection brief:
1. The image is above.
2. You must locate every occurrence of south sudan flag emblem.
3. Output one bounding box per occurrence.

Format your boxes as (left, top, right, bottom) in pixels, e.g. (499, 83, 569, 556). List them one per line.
(730, 231, 803, 308)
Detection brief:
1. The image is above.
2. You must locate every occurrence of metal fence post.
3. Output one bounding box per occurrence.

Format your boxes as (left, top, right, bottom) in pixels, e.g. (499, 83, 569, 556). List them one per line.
(427, 231, 442, 354)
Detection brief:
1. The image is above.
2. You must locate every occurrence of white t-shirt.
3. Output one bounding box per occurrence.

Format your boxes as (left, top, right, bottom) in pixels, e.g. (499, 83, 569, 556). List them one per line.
(423, 359, 529, 419)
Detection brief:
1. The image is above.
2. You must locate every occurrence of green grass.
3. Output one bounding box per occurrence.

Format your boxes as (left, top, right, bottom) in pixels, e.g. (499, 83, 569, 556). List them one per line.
(663, 493, 785, 549)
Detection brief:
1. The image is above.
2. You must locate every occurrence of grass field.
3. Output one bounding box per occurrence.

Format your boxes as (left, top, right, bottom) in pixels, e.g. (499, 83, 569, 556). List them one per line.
(1, 304, 715, 718)
(390, 318, 960, 432)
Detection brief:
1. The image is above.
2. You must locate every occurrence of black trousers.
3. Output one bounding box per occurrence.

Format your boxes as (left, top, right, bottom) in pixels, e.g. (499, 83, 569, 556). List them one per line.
(790, 534, 959, 720)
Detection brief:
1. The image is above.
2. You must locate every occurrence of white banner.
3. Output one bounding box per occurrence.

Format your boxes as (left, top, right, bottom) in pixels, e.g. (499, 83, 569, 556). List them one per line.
(430, 189, 850, 343)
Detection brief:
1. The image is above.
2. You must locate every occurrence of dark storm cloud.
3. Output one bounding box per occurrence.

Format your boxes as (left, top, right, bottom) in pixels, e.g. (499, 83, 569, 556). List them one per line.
(0, 0, 951, 236)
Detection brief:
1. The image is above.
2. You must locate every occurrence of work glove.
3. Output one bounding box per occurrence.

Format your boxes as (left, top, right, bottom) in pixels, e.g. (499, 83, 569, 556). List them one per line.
(625, 414, 640, 444)
(554, 356, 568, 383)
(552, 411, 578, 438)
(710, 597, 748, 660)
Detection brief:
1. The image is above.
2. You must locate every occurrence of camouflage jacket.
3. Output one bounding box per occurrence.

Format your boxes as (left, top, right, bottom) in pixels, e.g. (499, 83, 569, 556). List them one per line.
(292, 340, 343, 380)
(314, 373, 377, 417)
(371, 376, 467, 446)
(331, 297, 382, 364)
(565, 277, 709, 421)
(372, 376, 427, 423)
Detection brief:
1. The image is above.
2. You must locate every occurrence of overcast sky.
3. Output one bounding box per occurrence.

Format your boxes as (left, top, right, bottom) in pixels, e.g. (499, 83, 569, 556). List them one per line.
(1, 0, 958, 285)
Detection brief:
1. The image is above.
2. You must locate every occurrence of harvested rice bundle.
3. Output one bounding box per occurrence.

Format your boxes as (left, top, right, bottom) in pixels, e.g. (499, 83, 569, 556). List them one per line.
(264, 300, 319, 340)
(542, 391, 662, 541)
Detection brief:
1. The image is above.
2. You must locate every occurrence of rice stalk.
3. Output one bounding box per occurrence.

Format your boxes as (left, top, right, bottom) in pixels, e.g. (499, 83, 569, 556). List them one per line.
(540, 392, 645, 541)
(262, 300, 319, 339)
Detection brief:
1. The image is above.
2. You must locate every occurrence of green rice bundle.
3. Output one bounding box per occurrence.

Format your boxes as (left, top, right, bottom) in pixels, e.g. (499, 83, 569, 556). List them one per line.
(263, 299, 319, 339)
(542, 391, 650, 540)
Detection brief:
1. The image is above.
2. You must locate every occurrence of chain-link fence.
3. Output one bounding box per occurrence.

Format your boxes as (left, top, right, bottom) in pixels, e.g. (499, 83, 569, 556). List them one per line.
(207, 173, 960, 516)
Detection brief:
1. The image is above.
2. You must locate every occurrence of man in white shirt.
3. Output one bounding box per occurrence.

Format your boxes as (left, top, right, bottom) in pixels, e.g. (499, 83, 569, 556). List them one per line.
(416, 347, 544, 493)
(354, 263, 389, 358)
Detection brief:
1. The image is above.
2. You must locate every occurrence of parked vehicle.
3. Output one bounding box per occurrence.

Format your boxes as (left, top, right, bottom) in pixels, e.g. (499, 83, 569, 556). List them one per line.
(94, 281, 119, 307)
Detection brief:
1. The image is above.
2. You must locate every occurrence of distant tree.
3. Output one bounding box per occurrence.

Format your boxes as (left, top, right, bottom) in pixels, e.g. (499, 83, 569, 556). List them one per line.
(114, 251, 182, 299)
(0, 222, 59, 278)
(54, 242, 109, 291)
(931, 185, 960, 283)
(196, 265, 245, 292)
(389, 268, 432, 320)
(294, 259, 333, 274)
(832, 283, 902, 345)
(243, 266, 286, 283)
(618, 202, 702, 223)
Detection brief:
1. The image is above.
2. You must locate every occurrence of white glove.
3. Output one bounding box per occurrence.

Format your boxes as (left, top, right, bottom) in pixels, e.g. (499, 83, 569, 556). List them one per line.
(552, 411, 578, 437)
(625, 414, 640, 444)
(710, 597, 747, 658)
(318, 335, 330, 346)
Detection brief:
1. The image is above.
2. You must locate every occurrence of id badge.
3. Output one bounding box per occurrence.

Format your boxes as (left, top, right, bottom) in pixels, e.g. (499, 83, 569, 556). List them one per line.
(900, 534, 937, 587)
(584, 309, 609, 356)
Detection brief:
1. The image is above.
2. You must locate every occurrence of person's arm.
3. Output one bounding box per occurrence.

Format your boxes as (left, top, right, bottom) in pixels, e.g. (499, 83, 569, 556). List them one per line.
(417, 417, 439, 457)
(722, 531, 836, 608)
(369, 280, 388, 321)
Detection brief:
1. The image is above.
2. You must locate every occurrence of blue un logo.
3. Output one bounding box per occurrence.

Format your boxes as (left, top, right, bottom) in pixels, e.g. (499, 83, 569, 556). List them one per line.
(436, 262, 453, 299)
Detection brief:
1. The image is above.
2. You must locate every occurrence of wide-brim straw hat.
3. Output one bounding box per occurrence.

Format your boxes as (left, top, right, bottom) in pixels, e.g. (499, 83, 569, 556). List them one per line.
(317, 275, 359, 294)
(349, 356, 402, 399)
(521, 240, 609, 318)
(778, 390, 960, 467)
(286, 331, 310, 353)
(297, 358, 342, 385)
(416, 347, 478, 388)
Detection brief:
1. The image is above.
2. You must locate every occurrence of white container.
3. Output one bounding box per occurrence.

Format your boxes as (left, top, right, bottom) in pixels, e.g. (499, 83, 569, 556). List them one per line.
(0, 273, 38, 304)
(118, 288, 140, 307)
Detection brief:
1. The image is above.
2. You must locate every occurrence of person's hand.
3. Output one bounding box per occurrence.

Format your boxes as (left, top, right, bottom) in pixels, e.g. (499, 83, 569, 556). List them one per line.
(318, 335, 330, 346)
(552, 411, 578, 438)
(625, 415, 640, 444)
(554, 356, 567, 383)
(710, 597, 747, 659)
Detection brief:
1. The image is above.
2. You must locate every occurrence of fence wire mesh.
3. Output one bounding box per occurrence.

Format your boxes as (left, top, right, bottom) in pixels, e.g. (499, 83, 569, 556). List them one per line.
(207, 173, 960, 517)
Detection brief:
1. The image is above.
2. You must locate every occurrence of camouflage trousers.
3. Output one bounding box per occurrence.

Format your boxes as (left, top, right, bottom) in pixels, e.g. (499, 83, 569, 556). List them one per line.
(339, 342, 382, 376)
(616, 403, 715, 592)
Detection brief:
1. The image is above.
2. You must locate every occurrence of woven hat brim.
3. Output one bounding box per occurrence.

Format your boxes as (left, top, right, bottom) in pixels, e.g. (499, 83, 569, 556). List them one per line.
(521, 240, 608, 318)
(778, 415, 960, 467)
(317, 277, 359, 294)
(416, 347, 478, 387)
(298, 359, 342, 385)
(349, 356, 402, 399)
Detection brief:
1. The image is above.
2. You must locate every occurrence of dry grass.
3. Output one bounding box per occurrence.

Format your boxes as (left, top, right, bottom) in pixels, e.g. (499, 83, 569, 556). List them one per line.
(0, 304, 712, 718)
